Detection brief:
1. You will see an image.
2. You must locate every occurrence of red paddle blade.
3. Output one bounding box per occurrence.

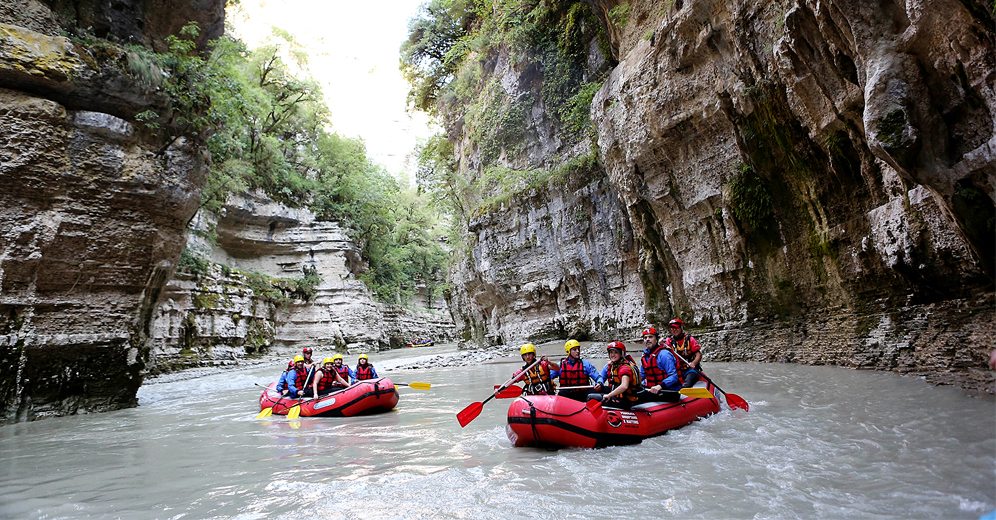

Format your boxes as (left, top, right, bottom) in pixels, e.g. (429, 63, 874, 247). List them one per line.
(726, 393, 749, 412)
(495, 385, 523, 399)
(585, 399, 603, 415)
(456, 401, 484, 427)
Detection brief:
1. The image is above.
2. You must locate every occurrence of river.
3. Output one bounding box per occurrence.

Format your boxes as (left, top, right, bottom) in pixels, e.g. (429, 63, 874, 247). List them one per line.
(1, 342, 993, 519)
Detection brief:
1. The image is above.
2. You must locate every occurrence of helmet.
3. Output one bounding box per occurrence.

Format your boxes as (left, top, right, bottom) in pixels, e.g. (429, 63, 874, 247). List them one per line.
(287, 359, 295, 369)
(564, 339, 581, 354)
(358, 354, 369, 360)
(322, 357, 334, 364)
(606, 341, 626, 353)
(641, 327, 658, 337)
(519, 343, 536, 355)
(303, 347, 313, 354)
(293, 355, 304, 363)
(668, 318, 684, 328)
(332, 353, 344, 361)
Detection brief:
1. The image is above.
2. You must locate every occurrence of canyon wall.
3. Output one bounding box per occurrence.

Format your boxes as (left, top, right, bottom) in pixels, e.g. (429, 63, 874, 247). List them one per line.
(148, 194, 456, 374)
(0, 0, 223, 422)
(445, 0, 994, 393)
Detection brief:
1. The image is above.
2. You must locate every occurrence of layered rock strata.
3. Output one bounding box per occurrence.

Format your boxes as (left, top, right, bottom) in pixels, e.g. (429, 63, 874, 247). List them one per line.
(149, 194, 456, 373)
(446, 0, 995, 393)
(0, 0, 220, 423)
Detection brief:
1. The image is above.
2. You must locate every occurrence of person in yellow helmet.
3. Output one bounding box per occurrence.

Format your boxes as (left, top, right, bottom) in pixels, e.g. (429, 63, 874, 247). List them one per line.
(555, 339, 604, 402)
(329, 353, 353, 386)
(311, 356, 351, 397)
(279, 355, 308, 398)
(354, 353, 379, 380)
(512, 343, 555, 395)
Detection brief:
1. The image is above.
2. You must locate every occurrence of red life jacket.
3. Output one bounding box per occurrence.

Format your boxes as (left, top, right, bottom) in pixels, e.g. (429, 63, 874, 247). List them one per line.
(641, 345, 667, 387)
(333, 365, 350, 384)
(293, 367, 308, 390)
(558, 357, 589, 387)
(355, 364, 375, 380)
(608, 356, 643, 403)
(521, 362, 554, 395)
(317, 368, 339, 393)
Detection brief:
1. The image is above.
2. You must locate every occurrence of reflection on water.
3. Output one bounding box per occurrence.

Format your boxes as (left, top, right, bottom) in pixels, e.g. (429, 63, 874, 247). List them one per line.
(0, 343, 993, 519)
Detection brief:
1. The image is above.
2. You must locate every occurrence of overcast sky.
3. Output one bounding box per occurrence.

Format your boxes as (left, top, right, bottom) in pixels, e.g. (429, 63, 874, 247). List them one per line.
(229, 0, 436, 185)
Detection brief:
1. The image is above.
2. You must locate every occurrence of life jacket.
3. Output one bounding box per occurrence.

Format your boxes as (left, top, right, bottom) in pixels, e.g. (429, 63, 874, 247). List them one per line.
(666, 335, 696, 373)
(333, 365, 350, 384)
(607, 355, 643, 403)
(355, 364, 375, 381)
(317, 368, 339, 393)
(521, 362, 554, 395)
(558, 357, 589, 387)
(293, 366, 308, 391)
(641, 345, 667, 387)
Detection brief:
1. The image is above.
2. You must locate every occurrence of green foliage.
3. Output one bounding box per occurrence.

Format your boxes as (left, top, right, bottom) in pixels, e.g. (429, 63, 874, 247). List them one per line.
(560, 81, 601, 137)
(608, 3, 631, 27)
(177, 249, 210, 277)
(466, 81, 531, 165)
(400, 0, 482, 113)
(403, 0, 608, 139)
(728, 164, 776, 234)
(111, 25, 451, 306)
(473, 151, 599, 216)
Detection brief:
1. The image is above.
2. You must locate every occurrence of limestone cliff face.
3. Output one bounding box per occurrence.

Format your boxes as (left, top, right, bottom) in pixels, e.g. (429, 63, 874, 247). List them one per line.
(149, 194, 456, 373)
(0, 1, 219, 422)
(447, 0, 994, 393)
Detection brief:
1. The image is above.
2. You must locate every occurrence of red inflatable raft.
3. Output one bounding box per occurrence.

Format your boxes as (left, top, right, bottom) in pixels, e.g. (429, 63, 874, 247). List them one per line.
(258, 378, 399, 417)
(506, 382, 720, 448)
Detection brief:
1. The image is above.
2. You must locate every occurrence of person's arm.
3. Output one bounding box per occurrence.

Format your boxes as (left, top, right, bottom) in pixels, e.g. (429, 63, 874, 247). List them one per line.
(348, 367, 357, 384)
(689, 337, 703, 368)
(660, 351, 680, 389)
(583, 361, 602, 386)
(546, 357, 561, 371)
(335, 371, 348, 386)
(313, 370, 324, 397)
(286, 375, 299, 398)
(370, 366, 378, 378)
(603, 373, 630, 401)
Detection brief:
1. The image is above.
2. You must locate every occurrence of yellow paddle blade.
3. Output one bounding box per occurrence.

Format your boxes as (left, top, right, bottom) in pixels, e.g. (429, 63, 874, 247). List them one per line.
(406, 381, 431, 390)
(679, 387, 715, 399)
(255, 407, 273, 419)
(287, 404, 301, 420)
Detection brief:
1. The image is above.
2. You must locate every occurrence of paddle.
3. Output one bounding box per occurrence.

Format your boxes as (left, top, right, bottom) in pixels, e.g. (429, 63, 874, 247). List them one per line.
(457, 359, 541, 427)
(493, 385, 523, 398)
(255, 382, 287, 419)
(396, 381, 431, 390)
(671, 350, 749, 411)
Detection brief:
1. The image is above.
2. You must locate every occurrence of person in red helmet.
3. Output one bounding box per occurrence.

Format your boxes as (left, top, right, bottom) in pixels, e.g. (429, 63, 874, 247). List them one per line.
(588, 341, 643, 408)
(664, 318, 702, 387)
(639, 326, 682, 393)
(274, 359, 295, 394)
